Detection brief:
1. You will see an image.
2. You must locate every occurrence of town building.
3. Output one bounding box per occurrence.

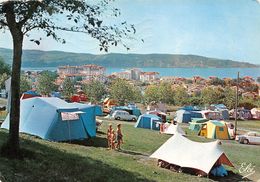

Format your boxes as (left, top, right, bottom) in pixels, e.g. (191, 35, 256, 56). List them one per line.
(57, 64, 105, 82)
(140, 72, 160, 82)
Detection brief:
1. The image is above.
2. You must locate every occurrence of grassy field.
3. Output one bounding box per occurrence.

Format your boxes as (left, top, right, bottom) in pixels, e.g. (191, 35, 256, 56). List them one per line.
(230, 120, 260, 132)
(0, 118, 260, 182)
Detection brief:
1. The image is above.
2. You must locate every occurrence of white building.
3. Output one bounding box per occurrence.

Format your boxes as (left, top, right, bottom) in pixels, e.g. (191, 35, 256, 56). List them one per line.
(140, 72, 160, 82)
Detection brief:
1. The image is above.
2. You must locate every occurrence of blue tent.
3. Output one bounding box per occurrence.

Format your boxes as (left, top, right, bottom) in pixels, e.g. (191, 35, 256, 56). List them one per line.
(176, 110, 203, 123)
(135, 114, 161, 130)
(1, 97, 100, 141)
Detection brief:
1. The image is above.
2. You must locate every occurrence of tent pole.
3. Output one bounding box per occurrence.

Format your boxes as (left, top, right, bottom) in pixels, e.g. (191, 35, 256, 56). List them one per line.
(234, 72, 239, 137)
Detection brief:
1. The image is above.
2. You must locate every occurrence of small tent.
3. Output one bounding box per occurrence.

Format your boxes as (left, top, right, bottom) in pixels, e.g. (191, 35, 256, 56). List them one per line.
(163, 123, 186, 135)
(176, 110, 202, 123)
(198, 121, 230, 140)
(150, 134, 233, 175)
(147, 110, 167, 122)
(1, 97, 100, 141)
(135, 114, 161, 130)
(189, 118, 208, 132)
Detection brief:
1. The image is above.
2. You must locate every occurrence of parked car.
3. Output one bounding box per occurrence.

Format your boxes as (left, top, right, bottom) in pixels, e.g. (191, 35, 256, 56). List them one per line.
(112, 110, 137, 121)
(236, 131, 260, 145)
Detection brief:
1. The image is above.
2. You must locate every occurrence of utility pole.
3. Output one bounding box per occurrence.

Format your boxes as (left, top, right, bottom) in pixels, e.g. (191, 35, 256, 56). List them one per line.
(234, 72, 239, 136)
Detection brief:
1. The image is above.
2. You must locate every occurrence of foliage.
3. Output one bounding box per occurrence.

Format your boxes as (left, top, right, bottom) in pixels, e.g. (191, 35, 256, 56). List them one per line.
(144, 84, 160, 103)
(187, 96, 202, 106)
(0, 73, 9, 89)
(238, 97, 259, 109)
(20, 75, 32, 94)
(158, 82, 174, 104)
(0, 56, 11, 75)
(222, 87, 236, 109)
(0, 57, 11, 89)
(173, 86, 189, 106)
(83, 80, 106, 103)
(201, 87, 225, 106)
(109, 79, 142, 105)
(37, 71, 57, 96)
(144, 83, 174, 104)
(61, 77, 74, 99)
(209, 77, 225, 86)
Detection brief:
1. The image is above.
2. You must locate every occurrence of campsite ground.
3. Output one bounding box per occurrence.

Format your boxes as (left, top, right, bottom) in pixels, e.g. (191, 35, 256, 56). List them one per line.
(0, 118, 260, 182)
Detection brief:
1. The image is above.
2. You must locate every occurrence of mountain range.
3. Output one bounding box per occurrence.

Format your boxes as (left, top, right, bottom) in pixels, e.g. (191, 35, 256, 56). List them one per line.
(0, 48, 258, 68)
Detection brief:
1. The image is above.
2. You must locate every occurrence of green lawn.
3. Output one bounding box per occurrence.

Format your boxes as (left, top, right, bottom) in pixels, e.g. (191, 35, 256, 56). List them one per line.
(0, 118, 260, 182)
(229, 120, 260, 132)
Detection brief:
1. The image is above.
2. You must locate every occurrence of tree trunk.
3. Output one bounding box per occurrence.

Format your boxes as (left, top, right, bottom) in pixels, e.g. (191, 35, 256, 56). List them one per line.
(8, 32, 23, 157)
(1, 2, 24, 158)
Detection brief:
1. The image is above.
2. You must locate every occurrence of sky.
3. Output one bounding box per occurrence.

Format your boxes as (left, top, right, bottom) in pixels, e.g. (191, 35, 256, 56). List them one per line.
(0, 0, 260, 64)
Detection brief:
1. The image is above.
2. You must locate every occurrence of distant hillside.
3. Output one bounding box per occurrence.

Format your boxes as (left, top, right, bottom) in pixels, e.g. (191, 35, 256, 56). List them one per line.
(0, 48, 257, 68)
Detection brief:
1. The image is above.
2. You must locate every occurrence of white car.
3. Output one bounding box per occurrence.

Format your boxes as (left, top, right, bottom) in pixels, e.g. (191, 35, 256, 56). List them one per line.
(112, 110, 137, 121)
(236, 132, 260, 145)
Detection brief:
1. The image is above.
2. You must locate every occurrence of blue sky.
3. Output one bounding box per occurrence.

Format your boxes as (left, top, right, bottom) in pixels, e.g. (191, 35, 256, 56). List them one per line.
(0, 0, 260, 64)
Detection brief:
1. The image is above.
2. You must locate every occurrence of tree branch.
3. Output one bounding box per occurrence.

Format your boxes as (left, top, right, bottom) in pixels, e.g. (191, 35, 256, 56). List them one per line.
(18, 1, 41, 26)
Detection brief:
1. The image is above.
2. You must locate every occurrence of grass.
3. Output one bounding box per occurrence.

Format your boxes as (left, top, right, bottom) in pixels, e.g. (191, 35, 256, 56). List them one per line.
(0, 118, 260, 182)
(229, 120, 260, 132)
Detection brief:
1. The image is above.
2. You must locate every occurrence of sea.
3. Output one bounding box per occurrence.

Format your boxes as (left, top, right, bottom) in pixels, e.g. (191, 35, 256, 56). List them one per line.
(22, 67, 260, 79)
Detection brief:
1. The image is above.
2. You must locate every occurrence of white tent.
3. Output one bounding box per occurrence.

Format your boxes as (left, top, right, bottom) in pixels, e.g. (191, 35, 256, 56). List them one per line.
(150, 134, 233, 174)
(163, 123, 186, 135)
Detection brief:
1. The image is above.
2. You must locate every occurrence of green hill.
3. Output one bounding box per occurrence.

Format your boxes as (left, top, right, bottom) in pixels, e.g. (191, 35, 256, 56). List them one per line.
(0, 47, 257, 68)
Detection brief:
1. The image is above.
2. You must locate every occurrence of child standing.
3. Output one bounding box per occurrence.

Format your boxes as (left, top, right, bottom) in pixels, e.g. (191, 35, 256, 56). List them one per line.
(107, 124, 113, 149)
(116, 124, 123, 150)
(111, 129, 116, 150)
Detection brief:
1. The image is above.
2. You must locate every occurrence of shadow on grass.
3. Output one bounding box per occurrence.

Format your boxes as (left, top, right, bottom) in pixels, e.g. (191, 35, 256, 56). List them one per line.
(0, 131, 154, 182)
(69, 137, 108, 148)
(210, 171, 251, 181)
(118, 149, 149, 157)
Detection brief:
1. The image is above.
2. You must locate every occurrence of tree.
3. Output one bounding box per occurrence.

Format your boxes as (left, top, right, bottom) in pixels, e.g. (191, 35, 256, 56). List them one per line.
(20, 75, 31, 94)
(222, 87, 236, 109)
(201, 87, 225, 106)
(173, 86, 189, 106)
(37, 71, 57, 96)
(0, 0, 135, 157)
(144, 83, 174, 104)
(109, 79, 141, 105)
(144, 85, 160, 103)
(158, 82, 174, 104)
(62, 77, 74, 99)
(83, 80, 106, 103)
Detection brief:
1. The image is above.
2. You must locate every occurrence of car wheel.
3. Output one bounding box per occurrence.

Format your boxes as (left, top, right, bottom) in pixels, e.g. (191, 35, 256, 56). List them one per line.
(243, 139, 249, 144)
(116, 117, 120, 120)
(132, 118, 136, 121)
